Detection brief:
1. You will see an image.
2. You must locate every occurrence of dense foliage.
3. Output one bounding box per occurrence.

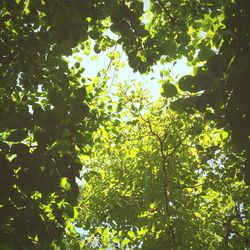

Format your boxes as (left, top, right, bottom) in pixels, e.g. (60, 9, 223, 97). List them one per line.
(74, 86, 249, 249)
(167, 0, 250, 183)
(0, 0, 249, 249)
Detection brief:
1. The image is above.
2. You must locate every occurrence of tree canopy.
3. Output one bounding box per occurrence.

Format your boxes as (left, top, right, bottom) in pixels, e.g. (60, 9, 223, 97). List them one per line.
(75, 85, 249, 249)
(0, 0, 249, 249)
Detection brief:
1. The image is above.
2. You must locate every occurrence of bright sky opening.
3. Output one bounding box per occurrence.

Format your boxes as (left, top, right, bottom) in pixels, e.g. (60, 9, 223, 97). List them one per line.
(68, 45, 192, 101)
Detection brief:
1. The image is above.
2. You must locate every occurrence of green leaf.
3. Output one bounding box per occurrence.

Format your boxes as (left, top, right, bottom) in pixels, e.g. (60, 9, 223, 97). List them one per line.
(6, 129, 28, 142)
(94, 44, 101, 54)
(161, 82, 177, 98)
(127, 230, 136, 239)
(65, 204, 74, 218)
(60, 177, 71, 191)
(112, 237, 120, 243)
(102, 228, 109, 246)
(83, 170, 101, 182)
(198, 47, 216, 61)
(88, 30, 100, 40)
(121, 238, 130, 247)
(178, 72, 211, 93)
(170, 98, 185, 112)
(50, 140, 71, 154)
(178, 75, 194, 92)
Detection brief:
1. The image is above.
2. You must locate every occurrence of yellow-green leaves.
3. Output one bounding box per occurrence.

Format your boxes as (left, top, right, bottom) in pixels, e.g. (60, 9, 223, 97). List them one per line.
(127, 230, 136, 240)
(60, 177, 71, 191)
(75, 85, 249, 249)
(102, 228, 109, 246)
(121, 238, 130, 247)
(2, 0, 249, 249)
